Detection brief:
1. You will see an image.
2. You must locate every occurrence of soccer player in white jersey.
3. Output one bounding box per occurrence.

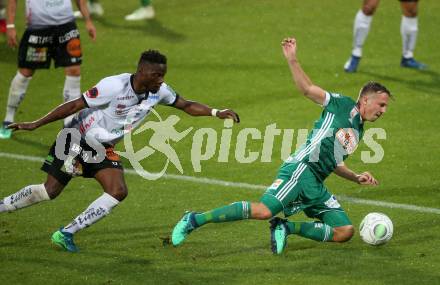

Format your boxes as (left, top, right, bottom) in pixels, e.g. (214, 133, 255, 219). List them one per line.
(0, 0, 96, 139)
(0, 50, 240, 252)
(344, 0, 426, 72)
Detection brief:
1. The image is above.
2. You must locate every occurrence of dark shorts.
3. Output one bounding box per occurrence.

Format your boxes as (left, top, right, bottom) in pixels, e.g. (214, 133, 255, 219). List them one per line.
(18, 21, 82, 69)
(41, 131, 123, 186)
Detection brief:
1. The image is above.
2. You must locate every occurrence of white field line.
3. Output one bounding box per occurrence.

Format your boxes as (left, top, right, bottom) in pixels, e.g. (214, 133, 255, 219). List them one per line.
(1, 151, 439, 215)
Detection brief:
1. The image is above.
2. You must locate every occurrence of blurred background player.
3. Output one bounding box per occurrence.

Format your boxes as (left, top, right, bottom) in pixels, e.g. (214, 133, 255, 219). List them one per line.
(74, 0, 155, 21)
(74, 0, 104, 18)
(0, 0, 6, 34)
(125, 0, 155, 21)
(0, 0, 96, 139)
(344, 0, 426, 72)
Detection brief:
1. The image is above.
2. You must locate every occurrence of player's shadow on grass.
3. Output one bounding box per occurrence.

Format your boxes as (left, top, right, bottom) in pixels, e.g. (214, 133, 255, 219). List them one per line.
(358, 69, 440, 96)
(89, 224, 170, 243)
(93, 18, 186, 42)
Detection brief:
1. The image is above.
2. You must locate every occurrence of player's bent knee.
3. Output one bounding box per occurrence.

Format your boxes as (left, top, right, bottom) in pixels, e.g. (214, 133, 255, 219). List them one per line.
(106, 186, 128, 202)
(18, 68, 34, 78)
(44, 180, 65, 200)
(403, 10, 417, 17)
(251, 203, 274, 220)
(362, 5, 377, 16)
(65, 65, 81, 76)
(333, 225, 354, 242)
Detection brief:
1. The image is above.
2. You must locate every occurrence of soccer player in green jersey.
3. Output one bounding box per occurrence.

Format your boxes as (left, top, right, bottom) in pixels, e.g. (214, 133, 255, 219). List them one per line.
(171, 37, 391, 254)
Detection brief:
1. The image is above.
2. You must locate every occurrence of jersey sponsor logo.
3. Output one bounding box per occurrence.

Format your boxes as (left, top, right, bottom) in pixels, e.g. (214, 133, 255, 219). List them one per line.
(117, 95, 135, 101)
(28, 35, 52, 44)
(330, 93, 342, 98)
(335, 128, 359, 155)
(268, 179, 284, 190)
(79, 115, 95, 134)
(26, 47, 48, 62)
(45, 0, 64, 8)
(58, 29, 80, 44)
(85, 87, 99, 99)
(66, 38, 82, 57)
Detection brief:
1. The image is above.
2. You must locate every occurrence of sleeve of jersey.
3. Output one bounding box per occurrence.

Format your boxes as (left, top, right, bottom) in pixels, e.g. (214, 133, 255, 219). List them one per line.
(158, 84, 178, 106)
(324, 92, 356, 113)
(82, 78, 117, 108)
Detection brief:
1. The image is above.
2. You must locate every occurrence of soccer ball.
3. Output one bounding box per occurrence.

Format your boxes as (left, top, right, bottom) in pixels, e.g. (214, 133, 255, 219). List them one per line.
(359, 212, 393, 245)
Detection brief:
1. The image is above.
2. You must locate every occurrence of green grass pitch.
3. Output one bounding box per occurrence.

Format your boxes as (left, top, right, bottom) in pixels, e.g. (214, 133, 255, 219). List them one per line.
(1, 0, 440, 284)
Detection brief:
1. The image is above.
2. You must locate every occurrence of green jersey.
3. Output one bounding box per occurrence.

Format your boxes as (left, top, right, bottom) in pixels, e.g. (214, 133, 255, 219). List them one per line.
(286, 92, 364, 181)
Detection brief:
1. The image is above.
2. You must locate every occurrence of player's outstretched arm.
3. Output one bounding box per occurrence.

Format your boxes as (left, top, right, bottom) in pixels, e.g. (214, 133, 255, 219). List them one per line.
(172, 96, 240, 123)
(75, 0, 96, 41)
(7, 97, 86, 131)
(6, 0, 18, 48)
(282, 37, 326, 105)
(334, 163, 379, 186)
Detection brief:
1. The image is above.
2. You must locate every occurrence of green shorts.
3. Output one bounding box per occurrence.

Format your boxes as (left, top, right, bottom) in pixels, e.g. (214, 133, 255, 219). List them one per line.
(260, 162, 351, 227)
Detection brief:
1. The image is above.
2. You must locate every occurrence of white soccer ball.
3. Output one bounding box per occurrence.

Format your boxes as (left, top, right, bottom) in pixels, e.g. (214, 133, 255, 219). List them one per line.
(359, 212, 393, 245)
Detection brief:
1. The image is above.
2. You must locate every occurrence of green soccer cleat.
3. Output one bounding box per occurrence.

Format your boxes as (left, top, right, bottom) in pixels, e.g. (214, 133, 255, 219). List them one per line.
(172, 211, 197, 246)
(270, 217, 288, 254)
(0, 122, 12, 139)
(51, 229, 78, 253)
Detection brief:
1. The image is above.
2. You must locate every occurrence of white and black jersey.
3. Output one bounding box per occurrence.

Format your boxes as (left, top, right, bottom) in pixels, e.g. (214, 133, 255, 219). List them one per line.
(26, 0, 75, 28)
(68, 73, 178, 145)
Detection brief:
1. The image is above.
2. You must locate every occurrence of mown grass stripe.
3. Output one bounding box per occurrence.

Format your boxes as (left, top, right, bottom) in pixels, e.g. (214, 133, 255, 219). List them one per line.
(1, 151, 439, 215)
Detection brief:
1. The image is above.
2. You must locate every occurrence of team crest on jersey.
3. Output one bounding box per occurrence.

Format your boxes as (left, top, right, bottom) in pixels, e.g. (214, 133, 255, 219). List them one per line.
(86, 87, 99, 98)
(269, 179, 284, 190)
(335, 128, 359, 154)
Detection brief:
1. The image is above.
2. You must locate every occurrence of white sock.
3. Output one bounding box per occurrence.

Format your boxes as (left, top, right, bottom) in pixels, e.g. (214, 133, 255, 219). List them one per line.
(0, 184, 49, 212)
(5, 71, 32, 123)
(63, 75, 81, 126)
(401, 16, 418, 59)
(62, 193, 119, 234)
(352, 10, 373, 57)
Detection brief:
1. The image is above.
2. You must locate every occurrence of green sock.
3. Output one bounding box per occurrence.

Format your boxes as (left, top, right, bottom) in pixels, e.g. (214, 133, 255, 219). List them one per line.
(194, 201, 251, 227)
(286, 221, 334, 242)
(141, 0, 151, 6)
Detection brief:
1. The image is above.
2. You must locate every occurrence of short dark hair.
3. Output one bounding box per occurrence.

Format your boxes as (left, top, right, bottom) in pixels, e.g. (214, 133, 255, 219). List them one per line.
(359, 81, 392, 98)
(138, 50, 167, 66)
